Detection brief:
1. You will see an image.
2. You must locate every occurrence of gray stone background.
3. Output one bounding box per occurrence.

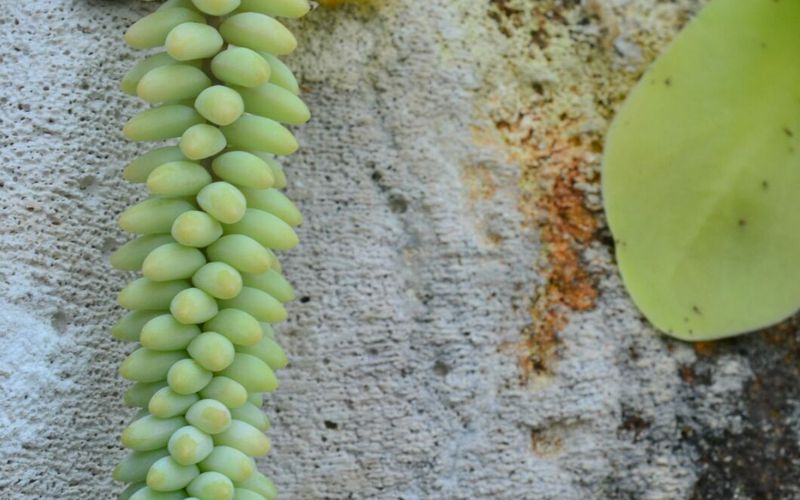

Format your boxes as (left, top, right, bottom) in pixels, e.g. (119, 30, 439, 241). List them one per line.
(1, 0, 799, 498)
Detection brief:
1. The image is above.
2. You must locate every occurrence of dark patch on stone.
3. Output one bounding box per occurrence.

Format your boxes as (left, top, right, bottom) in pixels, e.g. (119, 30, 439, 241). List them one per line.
(680, 322, 800, 499)
(388, 193, 408, 213)
(618, 405, 651, 443)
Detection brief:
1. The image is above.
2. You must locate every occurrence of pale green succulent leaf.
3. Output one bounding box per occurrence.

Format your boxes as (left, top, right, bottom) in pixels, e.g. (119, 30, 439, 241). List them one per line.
(603, 0, 800, 340)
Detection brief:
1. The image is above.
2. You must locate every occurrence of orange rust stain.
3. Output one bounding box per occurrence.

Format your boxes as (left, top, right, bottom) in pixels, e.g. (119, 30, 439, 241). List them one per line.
(530, 427, 564, 457)
(462, 163, 497, 202)
(692, 341, 716, 357)
(481, 0, 685, 381)
(496, 116, 601, 381)
(679, 365, 695, 383)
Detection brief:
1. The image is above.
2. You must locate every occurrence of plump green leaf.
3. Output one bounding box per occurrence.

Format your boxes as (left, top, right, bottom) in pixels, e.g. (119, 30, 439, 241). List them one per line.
(603, 0, 800, 340)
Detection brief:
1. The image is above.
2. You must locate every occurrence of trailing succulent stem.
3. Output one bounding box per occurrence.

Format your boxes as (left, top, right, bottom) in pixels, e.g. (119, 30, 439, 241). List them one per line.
(110, 1, 310, 498)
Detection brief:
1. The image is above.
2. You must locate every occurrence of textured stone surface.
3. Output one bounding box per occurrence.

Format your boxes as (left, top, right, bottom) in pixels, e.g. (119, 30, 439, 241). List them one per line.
(1, 0, 799, 499)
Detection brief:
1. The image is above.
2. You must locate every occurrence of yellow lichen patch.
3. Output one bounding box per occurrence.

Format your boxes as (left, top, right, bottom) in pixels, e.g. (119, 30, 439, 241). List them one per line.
(317, 0, 380, 8)
(464, 0, 701, 382)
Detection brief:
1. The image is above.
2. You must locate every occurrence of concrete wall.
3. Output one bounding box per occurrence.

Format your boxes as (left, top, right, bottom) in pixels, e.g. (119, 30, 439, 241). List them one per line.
(2, 0, 798, 498)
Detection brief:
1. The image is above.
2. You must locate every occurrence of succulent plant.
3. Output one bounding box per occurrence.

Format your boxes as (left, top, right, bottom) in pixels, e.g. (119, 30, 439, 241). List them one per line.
(109, 1, 310, 498)
(603, 0, 800, 340)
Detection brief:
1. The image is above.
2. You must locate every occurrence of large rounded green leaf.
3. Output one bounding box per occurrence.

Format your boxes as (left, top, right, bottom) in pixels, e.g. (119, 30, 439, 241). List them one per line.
(603, 0, 800, 340)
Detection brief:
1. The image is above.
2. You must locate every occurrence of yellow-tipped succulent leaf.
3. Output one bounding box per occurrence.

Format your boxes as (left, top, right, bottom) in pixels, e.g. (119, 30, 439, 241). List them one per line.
(111, 311, 162, 342)
(197, 182, 248, 224)
(187, 471, 235, 500)
(179, 124, 227, 161)
(124, 8, 205, 49)
(149, 387, 200, 418)
(204, 308, 263, 346)
(120, 348, 187, 383)
(206, 235, 272, 274)
(118, 278, 190, 311)
(165, 22, 224, 61)
(168, 358, 213, 395)
(172, 210, 224, 248)
(124, 105, 204, 141)
(199, 376, 248, 409)
(211, 47, 271, 88)
(218, 286, 287, 324)
(260, 52, 299, 95)
(229, 402, 270, 432)
(198, 445, 255, 483)
(236, 82, 309, 125)
(211, 151, 274, 189)
(122, 52, 200, 96)
(237, 335, 288, 370)
(188, 331, 236, 371)
(221, 114, 298, 155)
(137, 64, 212, 103)
(218, 353, 278, 392)
(168, 425, 214, 465)
(186, 399, 232, 434)
(147, 161, 212, 197)
(260, 155, 287, 188)
(140, 314, 201, 351)
(114, 448, 170, 483)
(223, 208, 299, 250)
(195, 85, 245, 126)
(124, 381, 168, 408)
(213, 419, 270, 457)
(142, 243, 207, 282)
(236, 472, 277, 500)
(129, 486, 186, 500)
(146, 456, 199, 491)
(192, 0, 241, 16)
(192, 262, 243, 299)
(119, 198, 195, 235)
(124, 146, 187, 183)
(111, 234, 175, 271)
(233, 488, 269, 500)
(122, 415, 186, 451)
(219, 13, 296, 55)
(241, 269, 295, 303)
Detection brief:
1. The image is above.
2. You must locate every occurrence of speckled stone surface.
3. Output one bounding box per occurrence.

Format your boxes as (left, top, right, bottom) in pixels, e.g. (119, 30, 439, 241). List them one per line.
(1, 0, 799, 499)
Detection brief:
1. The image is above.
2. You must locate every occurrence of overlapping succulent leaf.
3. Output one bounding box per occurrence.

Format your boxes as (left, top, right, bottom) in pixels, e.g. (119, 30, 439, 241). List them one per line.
(110, 1, 310, 498)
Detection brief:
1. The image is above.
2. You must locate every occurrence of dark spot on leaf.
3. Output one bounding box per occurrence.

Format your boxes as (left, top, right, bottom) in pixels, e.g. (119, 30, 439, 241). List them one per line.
(692, 305, 702, 315)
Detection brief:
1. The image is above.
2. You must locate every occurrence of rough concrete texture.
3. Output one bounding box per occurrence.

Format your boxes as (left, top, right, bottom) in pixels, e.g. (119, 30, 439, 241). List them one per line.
(1, 0, 799, 498)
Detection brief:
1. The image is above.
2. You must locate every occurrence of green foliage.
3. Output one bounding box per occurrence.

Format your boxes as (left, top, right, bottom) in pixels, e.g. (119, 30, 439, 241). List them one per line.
(112, 1, 309, 497)
(603, 0, 800, 340)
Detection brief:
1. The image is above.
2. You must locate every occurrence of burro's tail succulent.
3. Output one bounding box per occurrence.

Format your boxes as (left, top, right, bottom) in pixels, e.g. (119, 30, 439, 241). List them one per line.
(109, 1, 310, 498)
